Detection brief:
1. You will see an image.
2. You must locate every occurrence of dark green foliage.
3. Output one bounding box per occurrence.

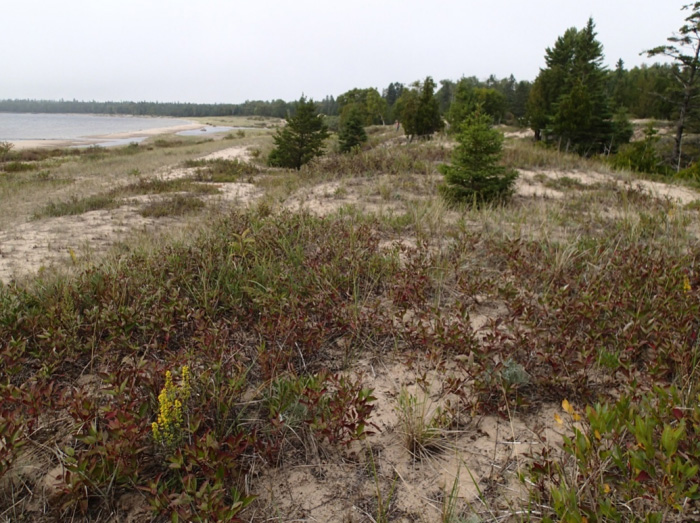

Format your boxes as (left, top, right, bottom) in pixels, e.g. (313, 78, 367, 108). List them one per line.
(446, 81, 507, 130)
(337, 88, 387, 126)
(396, 77, 444, 140)
(439, 112, 518, 204)
(437, 79, 455, 113)
(646, 2, 700, 170)
(528, 19, 619, 155)
(611, 123, 670, 175)
(268, 96, 330, 170)
(440, 75, 531, 125)
(338, 106, 368, 153)
(382, 82, 405, 122)
(616, 64, 675, 119)
(2, 161, 36, 173)
(610, 107, 634, 151)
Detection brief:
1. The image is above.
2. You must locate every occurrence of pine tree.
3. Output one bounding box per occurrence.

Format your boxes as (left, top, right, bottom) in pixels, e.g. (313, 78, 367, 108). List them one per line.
(268, 96, 329, 170)
(646, 2, 700, 171)
(396, 77, 444, 140)
(338, 105, 368, 153)
(528, 18, 615, 155)
(439, 112, 518, 205)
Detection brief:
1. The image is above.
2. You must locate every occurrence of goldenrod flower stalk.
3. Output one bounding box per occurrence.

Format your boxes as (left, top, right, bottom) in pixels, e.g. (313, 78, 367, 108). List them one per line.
(152, 367, 192, 447)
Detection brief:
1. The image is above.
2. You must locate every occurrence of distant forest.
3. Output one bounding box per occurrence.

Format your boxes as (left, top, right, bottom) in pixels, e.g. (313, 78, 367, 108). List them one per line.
(0, 63, 674, 124)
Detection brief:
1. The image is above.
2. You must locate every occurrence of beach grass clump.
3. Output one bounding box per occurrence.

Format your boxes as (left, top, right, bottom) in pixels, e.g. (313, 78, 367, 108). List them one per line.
(151, 138, 188, 149)
(115, 177, 220, 197)
(184, 157, 260, 182)
(306, 142, 449, 178)
(33, 194, 122, 218)
(502, 138, 612, 172)
(395, 387, 452, 458)
(139, 194, 206, 218)
(1, 161, 37, 173)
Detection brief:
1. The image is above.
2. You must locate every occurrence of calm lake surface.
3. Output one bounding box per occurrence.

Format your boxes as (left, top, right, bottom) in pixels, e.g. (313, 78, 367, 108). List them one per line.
(0, 113, 193, 141)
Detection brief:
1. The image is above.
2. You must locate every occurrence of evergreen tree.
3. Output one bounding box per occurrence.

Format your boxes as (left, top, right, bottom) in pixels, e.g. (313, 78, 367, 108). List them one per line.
(528, 19, 616, 155)
(439, 111, 518, 205)
(646, 2, 700, 171)
(512, 80, 532, 121)
(437, 79, 456, 114)
(382, 82, 405, 122)
(268, 96, 329, 170)
(337, 88, 387, 126)
(383, 82, 403, 107)
(396, 77, 444, 140)
(447, 80, 507, 130)
(338, 106, 368, 153)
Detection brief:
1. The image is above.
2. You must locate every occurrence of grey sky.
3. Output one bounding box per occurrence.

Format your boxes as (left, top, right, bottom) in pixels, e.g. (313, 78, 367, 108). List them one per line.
(2, 0, 684, 104)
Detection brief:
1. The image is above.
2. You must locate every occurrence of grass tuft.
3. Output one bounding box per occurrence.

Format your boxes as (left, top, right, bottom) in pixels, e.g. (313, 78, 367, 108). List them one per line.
(139, 194, 206, 218)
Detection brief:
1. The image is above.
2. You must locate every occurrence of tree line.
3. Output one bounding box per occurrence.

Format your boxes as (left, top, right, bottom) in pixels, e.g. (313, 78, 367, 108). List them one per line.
(0, 98, 333, 119)
(0, 65, 677, 128)
(4, 3, 699, 174)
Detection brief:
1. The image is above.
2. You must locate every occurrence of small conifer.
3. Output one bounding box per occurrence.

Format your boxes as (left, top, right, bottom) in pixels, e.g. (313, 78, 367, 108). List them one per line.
(338, 106, 368, 153)
(439, 111, 518, 205)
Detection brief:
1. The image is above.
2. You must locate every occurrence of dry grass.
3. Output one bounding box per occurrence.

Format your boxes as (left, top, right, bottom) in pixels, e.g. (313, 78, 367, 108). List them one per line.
(1, 131, 700, 522)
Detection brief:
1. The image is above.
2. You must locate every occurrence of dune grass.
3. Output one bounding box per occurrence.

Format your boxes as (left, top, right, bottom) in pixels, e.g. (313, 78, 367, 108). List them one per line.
(1, 133, 700, 521)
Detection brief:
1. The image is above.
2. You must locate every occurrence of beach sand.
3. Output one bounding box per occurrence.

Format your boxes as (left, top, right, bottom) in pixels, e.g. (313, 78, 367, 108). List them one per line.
(9, 121, 202, 150)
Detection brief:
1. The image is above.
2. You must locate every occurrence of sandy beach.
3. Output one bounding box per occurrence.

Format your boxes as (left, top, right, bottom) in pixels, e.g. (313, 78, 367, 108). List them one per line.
(9, 121, 202, 150)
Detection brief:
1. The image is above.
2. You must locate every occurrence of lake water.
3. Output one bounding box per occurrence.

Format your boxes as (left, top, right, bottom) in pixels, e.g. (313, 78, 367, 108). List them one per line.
(0, 112, 194, 142)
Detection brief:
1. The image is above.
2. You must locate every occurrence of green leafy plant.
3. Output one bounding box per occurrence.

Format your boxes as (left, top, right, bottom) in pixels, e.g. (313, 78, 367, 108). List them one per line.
(0, 141, 13, 162)
(611, 122, 670, 175)
(528, 390, 700, 521)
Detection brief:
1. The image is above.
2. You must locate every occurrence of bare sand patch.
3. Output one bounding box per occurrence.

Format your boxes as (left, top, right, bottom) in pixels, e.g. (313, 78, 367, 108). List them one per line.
(0, 146, 263, 282)
(282, 175, 435, 217)
(157, 145, 253, 181)
(254, 356, 558, 520)
(211, 182, 260, 203)
(202, 145, 252, 162)
(518, 168, 700, 205)
(0, 205, 150, 282)
(504, 129, 535, 139)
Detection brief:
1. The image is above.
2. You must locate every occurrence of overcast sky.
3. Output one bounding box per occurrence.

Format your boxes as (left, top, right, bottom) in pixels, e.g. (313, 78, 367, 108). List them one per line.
(1, 0, 685, 104)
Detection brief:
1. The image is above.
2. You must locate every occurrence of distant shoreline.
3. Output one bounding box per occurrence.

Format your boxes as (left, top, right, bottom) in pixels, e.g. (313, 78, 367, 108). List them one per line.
(3, 113, 202, 150)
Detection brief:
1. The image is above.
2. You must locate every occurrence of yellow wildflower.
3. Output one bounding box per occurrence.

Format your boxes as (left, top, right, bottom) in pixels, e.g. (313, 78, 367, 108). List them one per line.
(152, 366, 192, 448)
